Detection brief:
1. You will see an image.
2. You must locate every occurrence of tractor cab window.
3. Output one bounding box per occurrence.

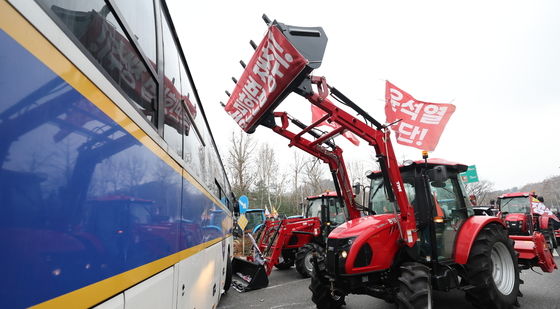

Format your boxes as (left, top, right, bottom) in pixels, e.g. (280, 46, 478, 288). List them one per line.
(306, 199, 322, 219)
(429, 177, 469, 259)
(369, 177, 415, 214)
(327, 198, 347, 225)
(500, 197, 530, 214)
(306, 198, 347, 225)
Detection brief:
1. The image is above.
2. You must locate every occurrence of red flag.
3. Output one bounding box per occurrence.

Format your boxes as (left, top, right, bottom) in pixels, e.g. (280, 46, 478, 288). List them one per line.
(385, 81, 455, 151)
(311, 105, 360, 146)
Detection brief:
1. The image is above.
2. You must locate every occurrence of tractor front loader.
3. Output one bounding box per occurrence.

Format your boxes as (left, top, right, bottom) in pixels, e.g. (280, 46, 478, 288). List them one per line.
(224, 14, 555, 307)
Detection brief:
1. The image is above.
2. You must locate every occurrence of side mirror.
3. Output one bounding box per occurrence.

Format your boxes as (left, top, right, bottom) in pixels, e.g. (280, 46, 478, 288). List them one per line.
(353, 183, 361, 195)
(427, 165, 448, 183)
(538, 196, 545, 203)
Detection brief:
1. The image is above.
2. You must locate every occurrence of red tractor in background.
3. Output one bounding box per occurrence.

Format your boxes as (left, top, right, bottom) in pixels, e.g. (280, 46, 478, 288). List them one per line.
(232, 192, 347, 290)
(224, 14, 556, 307)
(498, 192, 560, 249)
(294, 192, 348, 277)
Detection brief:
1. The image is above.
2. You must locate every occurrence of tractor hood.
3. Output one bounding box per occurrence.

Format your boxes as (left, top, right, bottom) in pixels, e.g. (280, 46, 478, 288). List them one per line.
(329, 214, 398, 239)
(504, 213, 527, 222)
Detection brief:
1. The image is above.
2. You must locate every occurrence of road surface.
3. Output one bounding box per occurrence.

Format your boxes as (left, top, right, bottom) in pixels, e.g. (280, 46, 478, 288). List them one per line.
(219, 251, 560, 309)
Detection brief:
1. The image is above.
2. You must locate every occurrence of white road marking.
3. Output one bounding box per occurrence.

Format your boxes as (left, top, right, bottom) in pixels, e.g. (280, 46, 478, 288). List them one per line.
(554, 249, 559, 257)
(265, 278, 308, 290)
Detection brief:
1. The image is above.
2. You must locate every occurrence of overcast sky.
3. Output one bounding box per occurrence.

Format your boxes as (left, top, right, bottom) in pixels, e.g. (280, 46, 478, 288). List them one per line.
(169, 0, 560, 190)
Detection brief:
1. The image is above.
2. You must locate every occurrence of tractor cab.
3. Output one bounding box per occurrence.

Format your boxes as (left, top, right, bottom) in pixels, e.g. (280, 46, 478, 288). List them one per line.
(367, 158, 473, 261)
(498, 192, 560, 249)
(498, 192, 548, 235)
(305, 191, 348, 235)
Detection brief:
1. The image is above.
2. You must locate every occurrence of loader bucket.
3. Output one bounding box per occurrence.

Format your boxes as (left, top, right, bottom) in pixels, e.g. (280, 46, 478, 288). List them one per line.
(511, 232, 557, 273)
(231, 257, 269, 292)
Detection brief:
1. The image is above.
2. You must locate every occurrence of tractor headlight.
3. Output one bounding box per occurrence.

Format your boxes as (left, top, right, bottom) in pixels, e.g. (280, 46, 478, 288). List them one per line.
(341, 250, 348, 259)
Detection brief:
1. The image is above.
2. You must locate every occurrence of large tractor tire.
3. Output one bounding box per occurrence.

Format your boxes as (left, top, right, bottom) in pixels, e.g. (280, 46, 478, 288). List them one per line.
(296, 243, 323, 278)
(309, 252, 345, 309)
(464, 224, 520, 309)
(395, 262, 432, 309)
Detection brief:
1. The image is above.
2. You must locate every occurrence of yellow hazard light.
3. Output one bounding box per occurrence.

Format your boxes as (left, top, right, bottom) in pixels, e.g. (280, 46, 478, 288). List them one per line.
(422, 150, 429, 159)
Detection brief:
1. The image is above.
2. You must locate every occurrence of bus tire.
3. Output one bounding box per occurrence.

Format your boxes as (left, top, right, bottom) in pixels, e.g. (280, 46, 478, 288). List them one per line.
(464, 224, 520, 309)
(395, 262, 432, 309)
(223, 256, 232, 293)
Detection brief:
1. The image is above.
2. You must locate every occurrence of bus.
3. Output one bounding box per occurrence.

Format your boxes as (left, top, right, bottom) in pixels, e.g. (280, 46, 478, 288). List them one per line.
(0, 1, 234, 308)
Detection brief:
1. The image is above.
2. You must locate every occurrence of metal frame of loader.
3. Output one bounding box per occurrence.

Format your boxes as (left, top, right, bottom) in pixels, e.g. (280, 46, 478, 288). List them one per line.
(225, 14, 556, 307)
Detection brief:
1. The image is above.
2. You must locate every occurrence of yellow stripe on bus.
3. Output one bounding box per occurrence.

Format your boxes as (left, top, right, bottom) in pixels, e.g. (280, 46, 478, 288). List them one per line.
(0, 1, 228, 212)
(29, 237, 226, 309)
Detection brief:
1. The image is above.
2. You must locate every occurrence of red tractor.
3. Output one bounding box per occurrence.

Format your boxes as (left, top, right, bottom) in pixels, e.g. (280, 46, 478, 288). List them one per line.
(232, 192, 347, 290)
(295, 192, 348, 277)
(498, 192, 560, 249)
(224, 14, 555, 307)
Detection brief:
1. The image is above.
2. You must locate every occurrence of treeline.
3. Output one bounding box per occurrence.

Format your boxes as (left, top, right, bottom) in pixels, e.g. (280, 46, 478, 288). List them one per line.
(225, 130, 372, 216)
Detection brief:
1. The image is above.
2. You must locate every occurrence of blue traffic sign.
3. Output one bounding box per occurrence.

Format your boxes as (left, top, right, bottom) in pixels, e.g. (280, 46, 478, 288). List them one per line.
(238, 195, 249, 213)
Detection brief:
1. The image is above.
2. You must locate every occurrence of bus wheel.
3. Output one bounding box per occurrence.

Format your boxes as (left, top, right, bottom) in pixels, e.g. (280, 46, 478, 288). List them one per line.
(223, 256, 232, 293)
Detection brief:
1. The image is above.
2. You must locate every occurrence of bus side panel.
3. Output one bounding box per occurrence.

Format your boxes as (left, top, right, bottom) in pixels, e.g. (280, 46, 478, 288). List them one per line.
(92, 294, 124, 309)
(0, 25, 214, 309)
(124, 267, 174, 309)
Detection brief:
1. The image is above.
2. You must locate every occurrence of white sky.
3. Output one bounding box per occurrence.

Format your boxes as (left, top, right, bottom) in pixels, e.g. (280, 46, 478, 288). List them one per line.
(169, 0, 560, 190)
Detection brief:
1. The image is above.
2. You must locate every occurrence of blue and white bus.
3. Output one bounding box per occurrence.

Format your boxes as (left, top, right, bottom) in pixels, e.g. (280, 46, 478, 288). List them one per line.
(0, 1, 234, 308)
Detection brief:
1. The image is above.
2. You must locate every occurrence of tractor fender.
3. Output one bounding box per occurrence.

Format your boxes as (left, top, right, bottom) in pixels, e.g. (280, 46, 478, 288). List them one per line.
(539, 215, 550, 230)
(454, 216, 506, 265)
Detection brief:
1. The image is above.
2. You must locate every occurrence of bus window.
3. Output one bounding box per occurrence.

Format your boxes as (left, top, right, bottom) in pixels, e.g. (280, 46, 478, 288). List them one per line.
(112, 0, 157, 70)
(162, 16, 183, 157)
(36, 0, 158, 126)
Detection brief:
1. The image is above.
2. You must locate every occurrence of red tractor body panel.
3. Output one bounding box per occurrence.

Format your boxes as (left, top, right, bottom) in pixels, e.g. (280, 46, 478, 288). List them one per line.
(454, 216, 505, 265)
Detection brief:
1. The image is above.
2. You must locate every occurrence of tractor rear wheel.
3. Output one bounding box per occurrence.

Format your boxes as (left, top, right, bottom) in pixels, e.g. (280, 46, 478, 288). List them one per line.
(296, 243, 323, 278)
(544, 228, 557, 249)
(465, 224, 520, 309)
(395, 262, 432, 309)
(309, 252, 345, 309)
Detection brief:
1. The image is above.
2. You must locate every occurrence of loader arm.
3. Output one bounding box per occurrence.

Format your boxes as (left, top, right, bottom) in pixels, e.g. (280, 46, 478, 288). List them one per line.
(224, 16, 417, 245)
(268, 76, 417, 244)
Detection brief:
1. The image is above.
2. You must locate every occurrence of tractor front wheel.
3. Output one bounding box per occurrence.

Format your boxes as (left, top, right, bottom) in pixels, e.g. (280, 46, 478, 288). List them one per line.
(275, 249, 295, 270)
(395, 262, 432, 308)
(309, 252, 345, 309)
(465, 224, 520, 309)
(296, 243, 323, 278)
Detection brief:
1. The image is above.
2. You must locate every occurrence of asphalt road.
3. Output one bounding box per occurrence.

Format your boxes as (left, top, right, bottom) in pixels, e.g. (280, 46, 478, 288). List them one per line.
(218, 251, 560, 309)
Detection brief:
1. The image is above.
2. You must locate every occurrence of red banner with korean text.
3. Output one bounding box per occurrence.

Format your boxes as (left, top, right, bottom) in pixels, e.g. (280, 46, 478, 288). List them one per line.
(225, 26, 308, 132)
(311, 105, 360, 146)
(385, 81, 455, 151)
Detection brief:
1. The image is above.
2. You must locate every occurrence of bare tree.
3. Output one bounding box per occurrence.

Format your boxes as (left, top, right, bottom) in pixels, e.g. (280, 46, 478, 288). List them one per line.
(303, 157, 325, 195)
(464, 180, 494, 205)
(227, 129, 256, 197)
(255, 143, 278, 209)
(290, 151, 307, 204)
